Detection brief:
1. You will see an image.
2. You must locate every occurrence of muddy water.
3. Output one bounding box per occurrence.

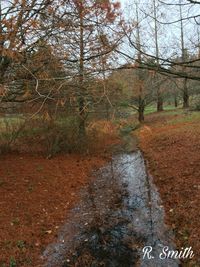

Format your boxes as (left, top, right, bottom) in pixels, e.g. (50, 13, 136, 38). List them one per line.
(43, 151, 179, 267)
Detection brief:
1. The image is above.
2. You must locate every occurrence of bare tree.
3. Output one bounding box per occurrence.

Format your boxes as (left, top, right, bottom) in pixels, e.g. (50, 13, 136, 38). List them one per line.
(47, 0, 123, 137)
(179, 0, 189, 108)
(153, 0, 164, 111)
(117, 0, 200, 83)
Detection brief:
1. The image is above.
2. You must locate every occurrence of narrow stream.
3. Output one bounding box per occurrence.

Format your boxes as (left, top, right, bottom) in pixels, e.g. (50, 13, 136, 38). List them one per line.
(43, 151, 179, 267)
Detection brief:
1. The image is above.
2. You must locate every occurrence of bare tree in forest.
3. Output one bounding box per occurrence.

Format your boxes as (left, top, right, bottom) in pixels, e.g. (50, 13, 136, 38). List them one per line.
(153, 0, 164, 111)
(118, 0, 200, 87)
(179, 0, 189, 108)
(47, 0, 122, 138)
(112, 2, 155, 122)
(135, 1, 146, 122)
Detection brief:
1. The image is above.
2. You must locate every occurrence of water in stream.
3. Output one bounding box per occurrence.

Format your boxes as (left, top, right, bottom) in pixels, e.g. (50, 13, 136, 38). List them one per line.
(43, 151, 180, 267)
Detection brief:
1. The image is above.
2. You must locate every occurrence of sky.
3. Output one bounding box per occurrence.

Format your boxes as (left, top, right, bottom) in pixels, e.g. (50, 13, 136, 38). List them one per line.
(119, 0, 127, 8)
(117, 0, 200, 63)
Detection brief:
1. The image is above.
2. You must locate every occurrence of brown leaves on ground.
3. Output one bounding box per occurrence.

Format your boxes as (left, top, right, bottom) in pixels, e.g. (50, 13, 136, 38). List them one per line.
(0, 120, 120, 266)
(0, 153, 107, 267)
(138, 111, 200, 266)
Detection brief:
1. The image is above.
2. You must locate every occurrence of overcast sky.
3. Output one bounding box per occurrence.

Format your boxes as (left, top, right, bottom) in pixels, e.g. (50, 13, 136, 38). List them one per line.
(117, 0, 200, 63)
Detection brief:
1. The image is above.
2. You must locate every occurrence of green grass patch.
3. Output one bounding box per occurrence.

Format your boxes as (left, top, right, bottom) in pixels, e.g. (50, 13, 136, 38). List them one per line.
(144, 104, 178, 115)
(168, 111, 200, 125)
(0, 115, 25, 129)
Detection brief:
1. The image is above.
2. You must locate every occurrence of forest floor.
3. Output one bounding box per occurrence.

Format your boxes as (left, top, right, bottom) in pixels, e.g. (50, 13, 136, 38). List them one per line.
(1, 110, 200, 267)
(138, 109, 200, 266)
(0, 121, 120, 267)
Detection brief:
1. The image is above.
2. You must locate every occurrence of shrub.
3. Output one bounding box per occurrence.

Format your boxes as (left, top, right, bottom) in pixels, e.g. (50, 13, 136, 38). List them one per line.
(0, 114, 118, 157)
(190, 95, 200, 111)
(193, 101, 200, 111)
(20, 115, 88, 157)
(0, 116, 25, 154)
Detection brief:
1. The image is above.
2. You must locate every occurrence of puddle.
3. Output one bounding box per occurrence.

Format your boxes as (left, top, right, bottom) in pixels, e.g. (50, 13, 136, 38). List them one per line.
(43, 151, 179, 267)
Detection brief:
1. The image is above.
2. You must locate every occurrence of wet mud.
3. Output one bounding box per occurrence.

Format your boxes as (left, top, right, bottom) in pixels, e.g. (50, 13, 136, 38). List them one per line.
(43, 151, 179, 267)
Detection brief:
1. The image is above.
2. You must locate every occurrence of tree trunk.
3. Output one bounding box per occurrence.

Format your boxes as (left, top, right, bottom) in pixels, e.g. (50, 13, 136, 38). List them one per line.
(174, 95, 178, 107)
(157, 91, 164, 111)
(78, 2, 86, 139)
(78, 97, 86, 138)
(138, 97, 145, 122)
(179, 4, 189, 109)
(138, 107, 144, 122)
(183, 78, 189, 108)
(153, 0, 164, 113)
(105, 101, 110, 121)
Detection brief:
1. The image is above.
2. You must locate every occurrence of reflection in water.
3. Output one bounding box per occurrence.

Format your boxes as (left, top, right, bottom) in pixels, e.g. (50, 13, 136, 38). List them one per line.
(43, 151, 179, 267)
(113, 152, 179, 267)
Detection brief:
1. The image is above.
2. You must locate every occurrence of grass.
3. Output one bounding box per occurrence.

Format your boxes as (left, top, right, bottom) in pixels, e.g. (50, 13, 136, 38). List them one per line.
(122, 104, 179, 116)
(143, 108, 200, 133)
(168, 111, 200, 125)
(0, 115, 79, 152)
(144, 104, 178, 115)
(0, 109, 198, 155)
(0, 115, 25, 129)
